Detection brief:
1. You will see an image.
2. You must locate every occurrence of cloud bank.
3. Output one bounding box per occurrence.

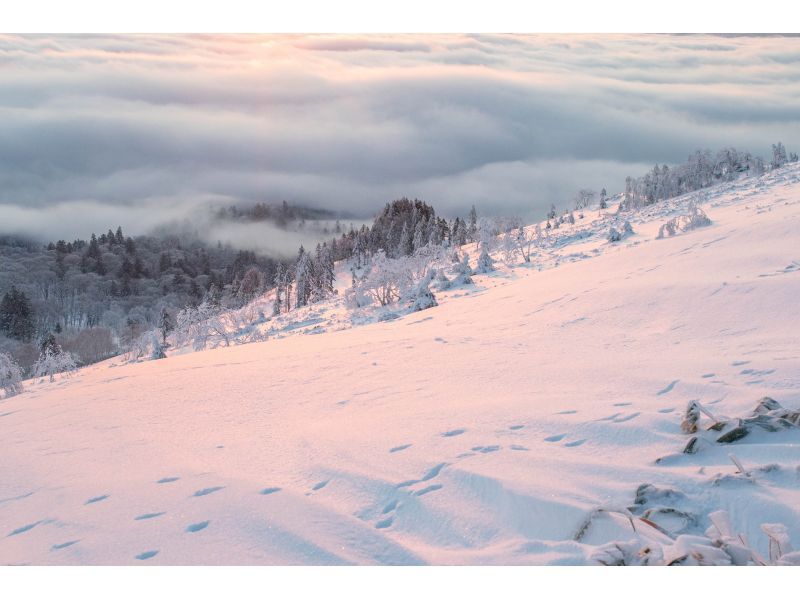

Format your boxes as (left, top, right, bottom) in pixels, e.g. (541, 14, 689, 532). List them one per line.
(1, 33, 798, 240)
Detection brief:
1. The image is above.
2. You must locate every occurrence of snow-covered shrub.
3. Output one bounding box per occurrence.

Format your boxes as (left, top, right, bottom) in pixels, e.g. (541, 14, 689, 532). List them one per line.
(0, 352, 24, 398)
(657, 204, 712, 239)
(33, 348, 77, 382)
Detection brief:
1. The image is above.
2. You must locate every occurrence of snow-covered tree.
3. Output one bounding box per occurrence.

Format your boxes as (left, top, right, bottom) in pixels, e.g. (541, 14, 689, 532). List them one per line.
(0, 287, 35, 341)
(33, 347, 77, 382)
(312, 244, 335, 302)
(238, 267, 264, 303)
(451, 254, 474, 286)
(574, 189, 595, 210)
(411, 269, 438, 312)
(467, 205, 478, 242)
(476, 246, 495, 273)
(599, 188, 608, 210)
(772, 142, 788, 169)
(608, 221, 634, 243)
(294, 248, 312, 308)
(129, 330, 166, 361)
(0, 352, 24, 398)
(157, 307, 174, 344)
(355, 251, 411, 307)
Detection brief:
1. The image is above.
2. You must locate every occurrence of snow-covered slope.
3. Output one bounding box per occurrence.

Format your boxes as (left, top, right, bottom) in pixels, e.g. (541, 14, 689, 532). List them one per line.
(2, 165, 800, 565)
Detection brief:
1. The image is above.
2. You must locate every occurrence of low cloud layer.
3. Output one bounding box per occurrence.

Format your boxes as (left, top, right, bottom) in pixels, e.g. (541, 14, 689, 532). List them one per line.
(1, 33, 798, 241)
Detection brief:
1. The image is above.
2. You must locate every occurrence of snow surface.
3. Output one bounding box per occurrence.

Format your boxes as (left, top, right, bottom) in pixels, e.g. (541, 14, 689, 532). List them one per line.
(2, 164, 800, 565)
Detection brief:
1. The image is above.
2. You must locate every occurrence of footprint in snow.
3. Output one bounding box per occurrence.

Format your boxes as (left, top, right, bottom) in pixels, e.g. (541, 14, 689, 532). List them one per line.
(510, 444, 529, 451)
(134, 512, 165, 521)
(442, 429, 465, 437)
(135, 550, 159, 561)
(414, 484, 443, 496)
(186, 521, 210, 533)
(471, 445, 500, 453)
(85, 495, 109, 505)
(544, 434, 566, 442)
(658, 407, 676, 414)
(259, 487, 281, 495)
(564, 439, 587, 448)
(556, 410, 578, 415)
(193, 486, 224, 497)
(8, 521, 42, 537)
(156, 477, 180, 484)
(312, 480, 329, 491)
(613, 402, 632, 407)
(613, 412, 641, 423)
(731, 360, 750, 366)
(52, 540, 80, 551)
(375, 517, 394, 529)
(701, 373, 716, 378)
(389, 444, 412, 453)
(421, 463, 447, 481)
(382, 499, 399, 514)
(509, 424, 524, 430)
(656, 380, 679, 396)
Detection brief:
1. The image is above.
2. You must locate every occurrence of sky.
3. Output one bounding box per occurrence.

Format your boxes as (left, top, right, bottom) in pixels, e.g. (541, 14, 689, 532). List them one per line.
(1, 33, 799, 242)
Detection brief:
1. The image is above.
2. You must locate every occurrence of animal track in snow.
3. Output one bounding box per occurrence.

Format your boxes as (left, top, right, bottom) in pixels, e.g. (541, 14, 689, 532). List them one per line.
(0, 491, 34, 504)
(135, 550, 159, 560)
(442, 428, 465, 437)
(186, 521, 210, 533)
(740, 368, 775, 376)
(544, 434, 566, 442)
(134, 512, 165, 521)
(389, 444, 412, 453)
(415, 484, 443, 496)
(193, 486, 224, 497)
(564, 439, 587, 448)
(471, 445, 500, 453)
(597, 413, 622, 421)
(259, 487, 281, 495)
(85, 495, 109, 505)
(8, 520, 41, 537)
(52, 540, 80, 550)
(612, 412, 641, 423)
(421, 463, 447, 481)
(656, 380, 679, 395)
